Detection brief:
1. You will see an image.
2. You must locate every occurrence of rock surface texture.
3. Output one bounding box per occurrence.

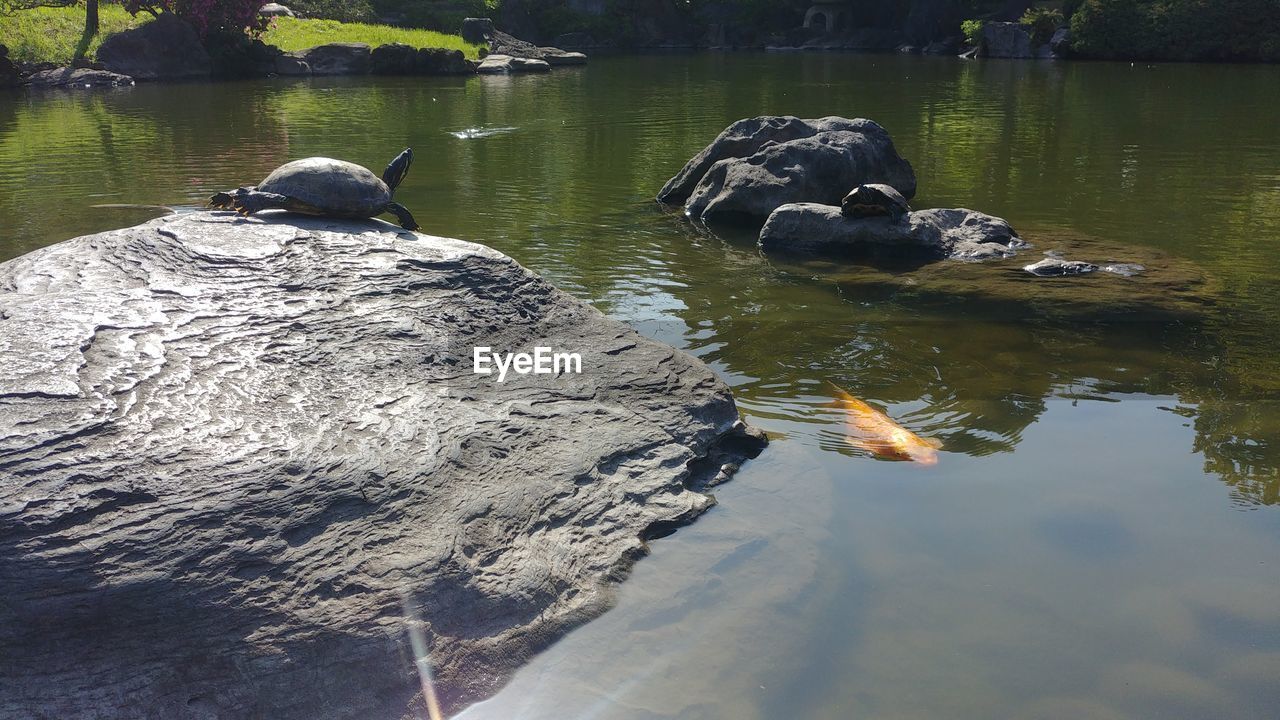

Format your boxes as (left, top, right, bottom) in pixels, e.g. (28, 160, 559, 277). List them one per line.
(980, 21, 1053, 59)
(303, 43, 373, 75)
(96, 14, 212, 80)
(0, 212, 763, 719)
(24, 67, 134, 88)
(658, 116, 917, 225)
(759, 203, 1025, 261)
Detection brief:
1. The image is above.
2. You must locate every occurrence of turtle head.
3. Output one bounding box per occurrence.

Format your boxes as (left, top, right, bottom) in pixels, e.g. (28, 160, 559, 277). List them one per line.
(382, 148, 414, 193)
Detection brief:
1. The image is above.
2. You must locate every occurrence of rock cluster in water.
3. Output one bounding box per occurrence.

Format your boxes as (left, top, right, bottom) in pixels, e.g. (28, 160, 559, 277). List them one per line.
(662, 116, 1143, 276)
(0, 212, 763, 718)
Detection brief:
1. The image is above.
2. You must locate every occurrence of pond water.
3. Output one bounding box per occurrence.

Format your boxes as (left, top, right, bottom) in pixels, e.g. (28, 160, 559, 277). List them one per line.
(3, 53, 1280, 719)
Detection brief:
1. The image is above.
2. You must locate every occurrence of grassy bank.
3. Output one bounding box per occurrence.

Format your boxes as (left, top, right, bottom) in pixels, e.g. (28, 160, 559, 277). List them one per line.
(0, 5, 148, 64)
(0, 8, 480, 66)
(261, 17, 482, 59)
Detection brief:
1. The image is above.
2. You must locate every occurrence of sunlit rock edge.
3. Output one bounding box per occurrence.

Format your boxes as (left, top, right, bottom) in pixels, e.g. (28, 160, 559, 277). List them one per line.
(0, 211, 764, 719)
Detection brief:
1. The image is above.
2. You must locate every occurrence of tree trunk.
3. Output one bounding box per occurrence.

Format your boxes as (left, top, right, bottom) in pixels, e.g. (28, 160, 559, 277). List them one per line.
(85, 0, 98, 36)
(73, 0, 99, 62)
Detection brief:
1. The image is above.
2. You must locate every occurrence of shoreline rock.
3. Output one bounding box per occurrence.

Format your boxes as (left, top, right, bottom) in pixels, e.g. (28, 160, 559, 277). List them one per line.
(23, 66, 135, 88)
(0, 212, 764, 718)
(303, 42, 372, 75)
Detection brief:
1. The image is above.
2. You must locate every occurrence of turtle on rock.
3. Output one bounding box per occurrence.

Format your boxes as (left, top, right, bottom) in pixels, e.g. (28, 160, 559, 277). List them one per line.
(210, 148, 420, 230)
(841, 183, 911, 222)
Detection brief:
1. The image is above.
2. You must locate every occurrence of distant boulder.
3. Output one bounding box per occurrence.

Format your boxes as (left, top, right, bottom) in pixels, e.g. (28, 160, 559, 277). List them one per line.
(980, 21, 1053, 59)
(461, 17, 496, 45)
(660, 116, 917, 226)
(370, 43, 417, 75)
(273, 53, 311, 75)
(96, 14, 211, 80)
(303, 43, 372, 75)
(258, 3, 294, 17)
(415, 48, 476, 75)
(541, 47, 588, 65)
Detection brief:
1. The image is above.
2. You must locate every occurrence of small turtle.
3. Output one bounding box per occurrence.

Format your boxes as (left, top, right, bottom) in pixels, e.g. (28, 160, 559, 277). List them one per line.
(841, 183, 911, 221)
(210, 148, 420, 230)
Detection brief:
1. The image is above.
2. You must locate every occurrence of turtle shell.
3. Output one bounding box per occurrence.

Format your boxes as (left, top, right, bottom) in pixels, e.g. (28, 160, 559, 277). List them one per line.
(841, 183, 911, 218)
(257, 158, 390, 217)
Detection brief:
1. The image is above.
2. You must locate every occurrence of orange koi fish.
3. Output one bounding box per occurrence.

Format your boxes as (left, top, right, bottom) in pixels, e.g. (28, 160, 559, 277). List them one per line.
(825, 382, 942, 465)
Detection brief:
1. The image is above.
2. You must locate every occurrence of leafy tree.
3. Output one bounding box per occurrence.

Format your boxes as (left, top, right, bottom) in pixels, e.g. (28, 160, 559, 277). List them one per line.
(122, 0, 268, 38)
(1071, 0, 1280, 61)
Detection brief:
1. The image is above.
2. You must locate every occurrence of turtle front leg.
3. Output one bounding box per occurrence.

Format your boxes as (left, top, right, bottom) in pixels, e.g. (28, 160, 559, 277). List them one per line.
(385, 202, 421, 231)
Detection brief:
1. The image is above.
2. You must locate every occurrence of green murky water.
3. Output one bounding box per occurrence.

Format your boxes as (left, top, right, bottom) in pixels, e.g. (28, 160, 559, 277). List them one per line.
(3, 54, 1279, 719)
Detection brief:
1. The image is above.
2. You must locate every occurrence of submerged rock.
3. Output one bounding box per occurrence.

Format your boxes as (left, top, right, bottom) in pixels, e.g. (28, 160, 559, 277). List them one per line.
(1023, 257, 1100, 276)
(0, 212, 763, 718)
(758, 203, 1023, 262)
(659, 116, 917, 225)
(96, 14, 212, 80)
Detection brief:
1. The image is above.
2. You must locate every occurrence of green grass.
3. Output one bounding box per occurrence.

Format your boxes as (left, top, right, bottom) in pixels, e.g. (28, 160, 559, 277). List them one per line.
(261, 17, 482, 59)
(0, 5, 150, 64)
(0, 8, 480, 66)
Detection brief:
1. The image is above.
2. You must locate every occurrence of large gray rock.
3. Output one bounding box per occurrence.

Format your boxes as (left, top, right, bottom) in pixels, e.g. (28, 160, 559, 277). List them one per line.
(758, 203, 1024, 261)
(24, 66, 134, 88)
(259, 2, 294, 17)
(980, 21, 1053, 59)
(661, 116, 917, 226)
(0, 212, 763, 718)
(461, 17, 495, 45)
(303, 43, 372, 75)
(1049, 27, 1072, 57)
(489, 29, 543, 59)
(370, 42, 417, 75)
(415, 48, 476, 75)
(274, 53, 311, 75)
(476, 53, 515, 73)
(96, 14, 211, 80)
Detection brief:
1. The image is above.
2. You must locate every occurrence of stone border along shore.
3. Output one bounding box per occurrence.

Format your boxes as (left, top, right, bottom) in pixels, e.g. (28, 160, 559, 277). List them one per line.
(2, 15, 586, 90)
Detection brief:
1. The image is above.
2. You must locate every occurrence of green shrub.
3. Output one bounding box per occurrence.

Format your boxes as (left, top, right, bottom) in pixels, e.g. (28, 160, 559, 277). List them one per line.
(961, 18, 984, 46)
(1071, 0, 1280, 61)
(1019, 7, 1063, 46)
(287, 0, 377, 23)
